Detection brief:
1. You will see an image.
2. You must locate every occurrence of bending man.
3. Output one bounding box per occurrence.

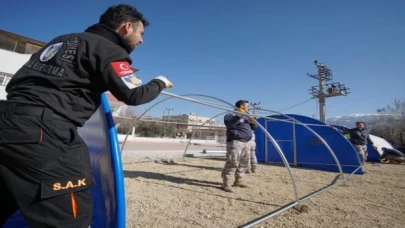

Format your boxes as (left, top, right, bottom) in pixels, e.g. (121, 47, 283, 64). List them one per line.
(380, 147, 405, 164)
(0, 4, 172, 227)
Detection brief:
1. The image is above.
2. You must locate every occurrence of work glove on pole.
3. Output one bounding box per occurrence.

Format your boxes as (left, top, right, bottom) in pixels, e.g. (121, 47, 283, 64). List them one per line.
(155, 75, 173, 88)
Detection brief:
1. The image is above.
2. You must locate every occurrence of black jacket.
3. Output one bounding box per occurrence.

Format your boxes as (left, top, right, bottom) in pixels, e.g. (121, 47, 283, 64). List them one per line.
(6, 24, 165, 127)
(347, 128, 374, 146)
(381, 148, 405, 158)
(224, 113, 256, 142)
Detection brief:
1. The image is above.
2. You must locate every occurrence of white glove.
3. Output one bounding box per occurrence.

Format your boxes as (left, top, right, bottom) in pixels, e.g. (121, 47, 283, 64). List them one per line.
(155, 75, 173, 88)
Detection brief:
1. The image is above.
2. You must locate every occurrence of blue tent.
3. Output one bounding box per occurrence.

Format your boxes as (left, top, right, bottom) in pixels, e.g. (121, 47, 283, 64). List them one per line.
(330, 125, 383, 162)
(3, 94, 126, 228)
(255, 114, 363, 175)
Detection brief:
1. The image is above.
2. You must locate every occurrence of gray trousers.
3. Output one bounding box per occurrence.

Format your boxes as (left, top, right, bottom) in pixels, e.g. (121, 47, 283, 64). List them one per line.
(221, 140, 249, 179)
(354, 145, 367, 165)
(247, 139, 257, 168)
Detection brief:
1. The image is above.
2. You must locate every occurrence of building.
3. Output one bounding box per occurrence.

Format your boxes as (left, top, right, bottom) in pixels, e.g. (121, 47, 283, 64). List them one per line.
(163, 113, 226, 139)
(0, 30, 46, 54)
(0, 49, 32, 99)
(0, 30, 48, 99)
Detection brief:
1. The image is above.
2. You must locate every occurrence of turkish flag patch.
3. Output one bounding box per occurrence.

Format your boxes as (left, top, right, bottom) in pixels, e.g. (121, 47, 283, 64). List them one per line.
(111, 61, 134, 77)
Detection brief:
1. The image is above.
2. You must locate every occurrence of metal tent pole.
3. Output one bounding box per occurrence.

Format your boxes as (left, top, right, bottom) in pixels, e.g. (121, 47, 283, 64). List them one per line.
(256, 109, 344, 180)
(238, 166, 361, 228)
(160, 91, 300, 203)
(183, 111, 227, 157)
(120, 93, 235, 152)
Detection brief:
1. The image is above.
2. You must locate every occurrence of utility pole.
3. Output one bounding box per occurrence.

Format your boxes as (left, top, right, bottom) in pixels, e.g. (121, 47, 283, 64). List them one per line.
(250, 102, 261, 115)
(307, 60, 350, 123)
(165, 108, 173, 121)
(164, 108, 173, 137)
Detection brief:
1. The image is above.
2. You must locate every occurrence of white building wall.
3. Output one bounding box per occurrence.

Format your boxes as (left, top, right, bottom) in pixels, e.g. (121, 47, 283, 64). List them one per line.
(0, 49, 32, 99)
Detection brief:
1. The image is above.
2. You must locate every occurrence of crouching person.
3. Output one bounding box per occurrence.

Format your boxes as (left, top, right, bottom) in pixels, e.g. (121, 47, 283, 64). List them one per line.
(380, 147, 405, 164)
(221, 100, 254, 192)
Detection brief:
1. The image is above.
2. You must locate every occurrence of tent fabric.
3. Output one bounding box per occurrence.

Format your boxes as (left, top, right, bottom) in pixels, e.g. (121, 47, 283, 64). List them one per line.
(331, 125, 394, 162)
(254, 114, 363, 175)
(3, 94, 125, 228)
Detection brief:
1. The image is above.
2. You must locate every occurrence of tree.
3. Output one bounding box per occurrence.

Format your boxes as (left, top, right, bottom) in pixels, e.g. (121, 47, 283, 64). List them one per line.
(135, 121, 163, 137)
(114, 106, 138, 135)
(371, 98, 405, 146)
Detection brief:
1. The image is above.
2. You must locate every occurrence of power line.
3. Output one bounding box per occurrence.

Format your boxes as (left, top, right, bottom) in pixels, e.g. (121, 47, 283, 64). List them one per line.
(277, 98, 315, 112)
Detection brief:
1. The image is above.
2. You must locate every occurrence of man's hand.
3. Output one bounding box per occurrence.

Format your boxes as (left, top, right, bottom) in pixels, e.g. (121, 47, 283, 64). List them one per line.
(248, 115, 257, 124)
(155, 75, 173, 88)
(373, 145, 378, 150)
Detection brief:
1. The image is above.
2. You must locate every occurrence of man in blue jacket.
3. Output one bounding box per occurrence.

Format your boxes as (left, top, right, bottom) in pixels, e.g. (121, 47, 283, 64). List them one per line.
(221, 100, 256, 192)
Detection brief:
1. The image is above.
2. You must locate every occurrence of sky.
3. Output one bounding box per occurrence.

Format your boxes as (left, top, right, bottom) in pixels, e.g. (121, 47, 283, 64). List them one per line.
(1, 0, 404, 121)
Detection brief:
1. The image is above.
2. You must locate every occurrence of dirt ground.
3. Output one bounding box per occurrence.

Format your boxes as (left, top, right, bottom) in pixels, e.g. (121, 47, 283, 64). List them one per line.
(122, 157, 405, 228)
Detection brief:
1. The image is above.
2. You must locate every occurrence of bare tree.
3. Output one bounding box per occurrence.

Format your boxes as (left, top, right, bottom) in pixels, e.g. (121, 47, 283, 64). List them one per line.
(115, 106, 137, 134)
(371, 98, 405, 146)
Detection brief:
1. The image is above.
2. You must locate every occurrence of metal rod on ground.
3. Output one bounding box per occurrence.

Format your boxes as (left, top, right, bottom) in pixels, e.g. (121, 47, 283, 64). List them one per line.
(117, 90, 351, 225)
(160, 91, 300, 203)
(238, 166, 361, 228)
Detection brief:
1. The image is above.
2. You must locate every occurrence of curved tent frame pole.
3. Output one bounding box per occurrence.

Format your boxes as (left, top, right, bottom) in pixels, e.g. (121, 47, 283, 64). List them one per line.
(239, 166, 361, 228)
(159, 91, 300, 202)
(257, 108, 345, 180)
(115, 91, 352, 226)
(179, 105, 344, 180)
(120, 94, 235, 152)
(182, 111, 228, 158)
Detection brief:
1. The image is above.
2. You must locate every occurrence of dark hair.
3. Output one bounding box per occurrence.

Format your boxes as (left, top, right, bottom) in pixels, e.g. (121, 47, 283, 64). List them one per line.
(99, 4, 150, 29)
(235, 100, 249, 108)
(356, 121, 365, 125)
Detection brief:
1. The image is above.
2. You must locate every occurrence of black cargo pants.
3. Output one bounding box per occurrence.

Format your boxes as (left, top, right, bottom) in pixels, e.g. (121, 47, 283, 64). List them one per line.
(0, 101, 94, 228)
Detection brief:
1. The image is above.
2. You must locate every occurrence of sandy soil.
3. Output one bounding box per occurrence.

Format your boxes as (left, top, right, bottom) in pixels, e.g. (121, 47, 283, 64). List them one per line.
(122, 157, 405, 228)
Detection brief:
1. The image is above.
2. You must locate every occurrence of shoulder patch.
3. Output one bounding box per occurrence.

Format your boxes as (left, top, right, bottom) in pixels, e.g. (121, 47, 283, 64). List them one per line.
(111, 61, 133, 77)
(39, 42, 64, 62)
(111, 61, 142, 89)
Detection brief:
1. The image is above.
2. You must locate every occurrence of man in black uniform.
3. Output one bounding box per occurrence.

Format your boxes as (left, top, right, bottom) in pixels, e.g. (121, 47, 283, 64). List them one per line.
(0, 4, 172, 228)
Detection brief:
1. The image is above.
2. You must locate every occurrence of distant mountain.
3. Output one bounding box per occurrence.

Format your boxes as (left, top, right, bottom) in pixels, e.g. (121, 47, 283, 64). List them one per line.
(326, 113, 382, 129)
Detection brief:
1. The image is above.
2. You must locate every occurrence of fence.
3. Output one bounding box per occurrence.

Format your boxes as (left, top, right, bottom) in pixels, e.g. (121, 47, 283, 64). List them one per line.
(114, 115, 227, 143)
